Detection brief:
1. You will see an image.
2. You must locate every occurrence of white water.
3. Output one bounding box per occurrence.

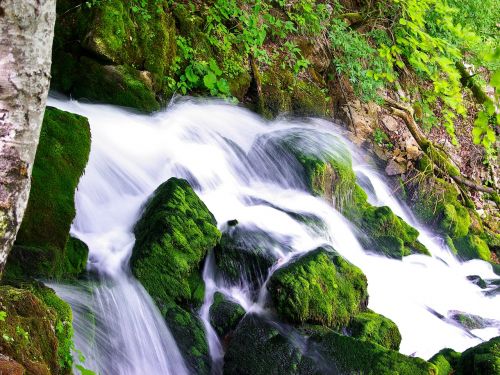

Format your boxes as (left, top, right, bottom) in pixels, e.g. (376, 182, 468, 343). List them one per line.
(48, 96, 499, 374)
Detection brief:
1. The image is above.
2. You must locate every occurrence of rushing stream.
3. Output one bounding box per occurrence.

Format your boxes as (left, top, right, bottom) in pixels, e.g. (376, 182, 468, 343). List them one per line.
(48, 96, 499, 374)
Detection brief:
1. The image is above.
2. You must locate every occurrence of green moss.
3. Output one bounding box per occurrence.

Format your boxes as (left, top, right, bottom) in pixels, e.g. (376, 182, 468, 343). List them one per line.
(71, 58, 159, 112)
(292, 79, 330, 117)
(51, 0, 176, 109)
(267, 247, 368, 329)
(410, 175, 472, 239)
(223, 314, 305, 375)
(453, 235, 491, 261)
(162, 304, 210, 374)
(310, 330, 437, 375)
(348, 310, 402, 350)
(429, 348, 461, 375)
(209, 292, 246, 338)
(344, 186, 429, 258)
(0, 283, 73, 374)
(6, 107, 90, 280)
(131, 178, 220, 308)
(456, 336, 499, 375)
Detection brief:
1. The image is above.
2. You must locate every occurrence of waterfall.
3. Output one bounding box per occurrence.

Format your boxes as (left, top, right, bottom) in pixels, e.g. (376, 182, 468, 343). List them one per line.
(48, 96, 499, 374)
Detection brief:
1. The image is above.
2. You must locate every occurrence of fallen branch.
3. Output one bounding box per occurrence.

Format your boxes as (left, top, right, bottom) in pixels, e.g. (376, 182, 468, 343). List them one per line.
(382, 96, 498, 197)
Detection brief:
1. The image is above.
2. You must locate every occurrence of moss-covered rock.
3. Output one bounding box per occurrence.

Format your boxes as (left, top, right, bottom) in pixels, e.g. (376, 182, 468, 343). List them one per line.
(429, 348, 461, 375)
(214, 227, 280, 291)
(224, 314, 435, 375)
(131, 177, 220, 308)
(223, 314, 307, 375)
(71, 58, 160, 112)
(52, 0, 177, 111)
(348, 310, 402, 350)
(162, 304, 211, 375)
(344, 185, 428, 258)
(257, 64, 330, 118)
(6, 107, 91, 280)
(0, 283, 74, 374)
(290, 146, 428, 258)
(267, 247, 368, 329)
(456, 336, 499, 375)
(308, 330, 437, 375)
(453, 234, 491, 261)
(209, 292, 246, 338)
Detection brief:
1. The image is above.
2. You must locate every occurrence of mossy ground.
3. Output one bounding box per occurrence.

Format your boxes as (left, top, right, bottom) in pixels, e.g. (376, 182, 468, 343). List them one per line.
(6, 107, 90, 280)
(267, 247, 368, 329)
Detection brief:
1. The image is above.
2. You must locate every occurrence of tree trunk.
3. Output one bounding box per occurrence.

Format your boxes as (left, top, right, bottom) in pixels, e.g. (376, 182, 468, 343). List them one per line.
(0, 0, 56, 275)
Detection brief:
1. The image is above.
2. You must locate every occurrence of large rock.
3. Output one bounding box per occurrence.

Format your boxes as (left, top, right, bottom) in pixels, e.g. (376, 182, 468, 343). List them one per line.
(223, 314, 436, 375)
(209, 292, 246, 338)
(429, 348, 461, 375)
(162, 304, 211, 375)
(307, 330, 437, 375)
(453, 235, 491, 261)
(348, 310, 402, 350)
(290, 146, 428, 258)
(52, 0, 176, 112)
(267, 247, 368, 329)
(223, 314, 309, 375)
(131, 177, 220, 307)
(130, 178, 220, 375)
(0, 283, 74, 374)
(456, 336, 500, 375)
(6, 107, 91, 280)
(214, 226, 280, 291)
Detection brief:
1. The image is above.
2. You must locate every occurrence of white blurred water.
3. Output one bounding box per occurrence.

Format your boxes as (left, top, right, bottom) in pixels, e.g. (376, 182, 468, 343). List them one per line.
(48, 96, 499, 374)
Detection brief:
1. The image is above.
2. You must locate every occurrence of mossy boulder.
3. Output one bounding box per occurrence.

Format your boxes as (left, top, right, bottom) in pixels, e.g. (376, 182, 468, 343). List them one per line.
(214, 227, 279, 291)
(257, 64, 330, 118)
(453, 234, 491, 261)
(131, 177, 220, 308)
(209, 292, 246, 338)
(6, 107, 91, 280)
(429, 348, 461, 375)
(348, 310, 402, 350)
(224, 314, 435, 375)
(344, 185, 428, 258)
(290, 146, 427, 258)
(308, 330, 437, 375)
(71, 58, 160, 112)
(162, 304, 211, 375)
(223, 314, 308, 375)
(267, 247, 368, 329)
(0, 283, 74, 374)
(52, 0, 177, 111)
(456, 336, 499, 375)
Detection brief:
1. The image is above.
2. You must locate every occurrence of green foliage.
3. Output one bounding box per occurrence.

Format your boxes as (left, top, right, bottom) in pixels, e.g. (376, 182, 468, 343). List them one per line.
(330, 18, 392, 102)
(0, 310, 6, 321)
(373, 128, 394, 149)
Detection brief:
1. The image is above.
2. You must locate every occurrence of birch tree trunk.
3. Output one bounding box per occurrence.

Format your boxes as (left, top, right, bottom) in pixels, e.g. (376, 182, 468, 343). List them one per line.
(0, 0, 56, 275)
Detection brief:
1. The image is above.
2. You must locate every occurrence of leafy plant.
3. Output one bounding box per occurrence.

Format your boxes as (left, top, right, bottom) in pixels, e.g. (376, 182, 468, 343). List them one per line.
(0, 310, 7, 321)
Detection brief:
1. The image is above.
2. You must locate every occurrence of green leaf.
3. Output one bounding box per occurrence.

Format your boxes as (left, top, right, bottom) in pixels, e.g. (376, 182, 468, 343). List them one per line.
(203, 71, 218, 90)
(185, 66, 199, 83)
(0, 311, 6, 321)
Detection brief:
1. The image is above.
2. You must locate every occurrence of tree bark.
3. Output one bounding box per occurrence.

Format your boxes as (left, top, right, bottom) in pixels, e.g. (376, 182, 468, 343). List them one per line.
(0, 0, 56, 275)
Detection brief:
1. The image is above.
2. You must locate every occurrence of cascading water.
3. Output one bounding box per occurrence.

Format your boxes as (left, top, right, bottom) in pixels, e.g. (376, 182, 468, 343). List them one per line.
(48, 96, 499, 374)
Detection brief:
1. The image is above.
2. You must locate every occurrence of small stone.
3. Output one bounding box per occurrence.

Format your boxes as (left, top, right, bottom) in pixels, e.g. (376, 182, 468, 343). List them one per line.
(227, 219, 239, 227)
(385, 160, 407, 176)
(381, 115, 399, 132)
